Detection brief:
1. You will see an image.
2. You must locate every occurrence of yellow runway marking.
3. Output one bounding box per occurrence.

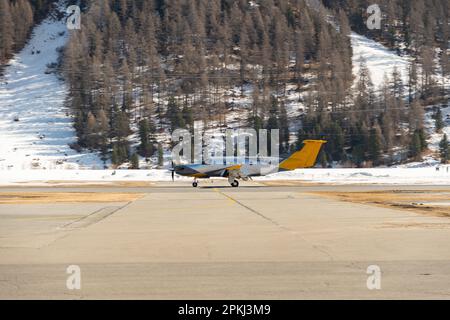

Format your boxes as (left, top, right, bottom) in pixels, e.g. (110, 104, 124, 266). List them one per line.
(214, 188, 237, 205)
(214, 189, 292, 231)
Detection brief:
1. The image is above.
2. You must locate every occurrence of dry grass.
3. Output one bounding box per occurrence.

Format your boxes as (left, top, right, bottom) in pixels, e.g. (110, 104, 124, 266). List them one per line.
(0, 193, 144, 204)
(377, 222, 450, 229)
(260, 180, 325, 186)
(310, 190, 450, 218)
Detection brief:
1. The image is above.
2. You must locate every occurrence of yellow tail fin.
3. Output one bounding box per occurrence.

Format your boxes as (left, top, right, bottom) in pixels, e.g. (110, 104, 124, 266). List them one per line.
(279, 140, 327, 170)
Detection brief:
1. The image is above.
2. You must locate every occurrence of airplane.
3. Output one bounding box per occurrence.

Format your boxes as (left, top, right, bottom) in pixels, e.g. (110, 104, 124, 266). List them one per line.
(172, 140, 327, 187)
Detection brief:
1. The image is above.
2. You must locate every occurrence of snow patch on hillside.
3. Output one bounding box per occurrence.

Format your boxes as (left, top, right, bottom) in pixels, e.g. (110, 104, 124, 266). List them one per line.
(351, 33, 450, 163)
(0, 4, 103, 170)
(351, 33, 410, 89)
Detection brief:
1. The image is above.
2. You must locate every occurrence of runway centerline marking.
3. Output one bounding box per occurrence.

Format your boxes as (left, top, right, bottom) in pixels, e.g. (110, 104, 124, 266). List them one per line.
(214, 189, 292, 232)
(214, 189, 335, 261)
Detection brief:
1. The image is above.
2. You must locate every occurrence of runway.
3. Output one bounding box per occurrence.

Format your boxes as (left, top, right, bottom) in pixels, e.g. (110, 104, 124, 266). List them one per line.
(1, 181, 450, 299)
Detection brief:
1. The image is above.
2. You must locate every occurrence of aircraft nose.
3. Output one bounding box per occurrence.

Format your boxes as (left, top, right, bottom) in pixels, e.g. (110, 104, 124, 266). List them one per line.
(174, 165, 185, 174)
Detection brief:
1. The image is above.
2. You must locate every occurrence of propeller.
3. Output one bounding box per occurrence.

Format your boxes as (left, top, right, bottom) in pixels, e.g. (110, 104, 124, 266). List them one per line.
(169, 161, 175, 182)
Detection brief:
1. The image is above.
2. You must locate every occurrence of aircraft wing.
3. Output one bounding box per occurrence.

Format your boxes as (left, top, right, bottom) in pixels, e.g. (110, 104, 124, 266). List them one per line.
(226, 165, 244, 178)
(224, 164, 243, 171)
(203, 164, 243, 177)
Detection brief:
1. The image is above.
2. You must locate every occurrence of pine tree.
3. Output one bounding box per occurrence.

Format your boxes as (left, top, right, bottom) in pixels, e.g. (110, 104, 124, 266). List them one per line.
(131, 153, 140, 169)
(368, 125, 383, 166)
(421, 47, 435, 96)
(11, 0, 34, 50)
(266, 97, 279, 131)
(391, 66, 404, 99)
(409, 129, 427, 160)
(319, 150, 328, 168)
(418, 128, 428, 151)
(355, 57, 375, 115)
(182, 105, 194, 129)
(350, 121, 370, 167)
(166, 97, 185, 132)
(294, 31, 304, 85)
(138, 119, 154, 158)
(0, 0, 13, 62)
(248, 88, 263, 132)
(326, 121, 345, 162)
(266, 97, 281, 154)
(279, 102, 290, 153)
(352, 145, 366, 168)
(156, 143, 163, 167)
(408, 62, 419, 102)
(380, 112, 394, 153)
(85, 112, 98, 148)
(112, 145, 119, 166)
(440, 134, 449, 163)
(409, 99, 425, 132)
(434, 108, 444, 133)
(440, 52, 450, 92)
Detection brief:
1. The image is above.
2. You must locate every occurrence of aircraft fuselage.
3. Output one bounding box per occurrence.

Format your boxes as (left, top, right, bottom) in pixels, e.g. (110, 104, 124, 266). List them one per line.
(174, 163, 279, 179)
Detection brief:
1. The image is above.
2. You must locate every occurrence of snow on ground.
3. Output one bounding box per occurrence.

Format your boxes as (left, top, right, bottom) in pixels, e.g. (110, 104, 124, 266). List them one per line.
(0, 2, 103, 170)
(0, 166, 449, 186)
(351, 33, 410, 89)
(396, 156, 441, 168)
(0, 169, 177, 186)
(260, 166, 450, 185)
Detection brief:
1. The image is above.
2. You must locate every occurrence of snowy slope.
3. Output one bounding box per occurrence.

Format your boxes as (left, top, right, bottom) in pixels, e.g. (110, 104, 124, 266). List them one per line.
(351, 33, 410, 89)
(0, 2, 102, 170)
(0, 10, 446, 173)
(351, 33, 450, 163)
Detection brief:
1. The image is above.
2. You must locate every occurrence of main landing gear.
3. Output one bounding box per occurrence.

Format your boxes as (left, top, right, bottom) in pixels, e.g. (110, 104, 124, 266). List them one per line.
(228, 176, 240, 188)
(192, 180, 198, 188)
(230, 180, 239, 188)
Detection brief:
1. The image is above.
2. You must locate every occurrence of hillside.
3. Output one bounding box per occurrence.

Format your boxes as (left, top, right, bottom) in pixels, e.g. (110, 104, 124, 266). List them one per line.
(0, 0, 449, 170)
(0, 1, 102, 169)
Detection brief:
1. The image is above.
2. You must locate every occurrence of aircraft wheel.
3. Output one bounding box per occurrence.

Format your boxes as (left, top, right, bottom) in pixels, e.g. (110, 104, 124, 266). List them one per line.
(231, 180, 239, 188)
(192, 182, 198, 188)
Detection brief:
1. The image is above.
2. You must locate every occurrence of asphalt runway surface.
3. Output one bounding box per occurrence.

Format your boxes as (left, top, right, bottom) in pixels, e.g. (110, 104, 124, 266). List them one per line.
(1, 181, 450, 299)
